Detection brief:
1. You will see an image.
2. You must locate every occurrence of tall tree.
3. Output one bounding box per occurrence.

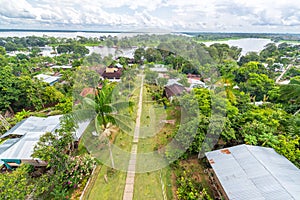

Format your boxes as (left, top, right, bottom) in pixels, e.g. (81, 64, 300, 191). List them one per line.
(72, 81, 133, 167)
(280, 77, 300, 115)
(0, 66, 19, 113)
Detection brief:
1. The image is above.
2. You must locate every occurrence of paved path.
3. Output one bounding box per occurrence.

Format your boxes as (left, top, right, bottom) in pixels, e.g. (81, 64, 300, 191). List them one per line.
(123, 75, 144, 200)
(276, 63, 293, 83)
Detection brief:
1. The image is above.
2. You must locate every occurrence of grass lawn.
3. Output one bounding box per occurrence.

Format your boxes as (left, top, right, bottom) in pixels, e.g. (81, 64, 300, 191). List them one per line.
(133, 167, 173, 200)
(133, 85, 177, 200)
(82, 165, 127, 200)
(133, 171, 163, 200)
(79, 124, 131, 200)
(138, 85, 177, 153)
(139, 88, 167, 138)
(133, 168, 174, 200)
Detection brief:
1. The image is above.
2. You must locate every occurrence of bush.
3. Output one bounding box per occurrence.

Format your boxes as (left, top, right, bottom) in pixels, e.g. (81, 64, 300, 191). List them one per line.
(65, 155, 96, 189)
(176, 171, 212, 200)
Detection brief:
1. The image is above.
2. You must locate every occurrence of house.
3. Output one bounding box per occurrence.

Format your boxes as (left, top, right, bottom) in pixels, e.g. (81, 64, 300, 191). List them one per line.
(0, 138, 20, 166)
(166, 78, 181, 86)
(101, 66, 123, 82)
(149, 67, 168, 73)
(35, 74, 60, 86)
(188, 78, 206, 89)
(50, 65, 72, 70)
(150, 66, 169, 80)
(0, 115, 62, 168)
(164, 81, 186, 99)
(205, 144, 300, 200)
(73, 120, 91, 141)
(0, 115, 91, 168)
(250, 101, 270, 106)
(115, 63, 123, 68)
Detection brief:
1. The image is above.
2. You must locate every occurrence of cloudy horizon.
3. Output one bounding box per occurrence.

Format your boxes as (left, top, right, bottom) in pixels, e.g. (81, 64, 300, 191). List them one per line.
(0, 0, 300, 33)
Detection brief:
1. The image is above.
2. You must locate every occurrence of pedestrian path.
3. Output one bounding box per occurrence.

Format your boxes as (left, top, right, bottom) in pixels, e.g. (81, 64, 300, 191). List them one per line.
(123, 75, 144, 200)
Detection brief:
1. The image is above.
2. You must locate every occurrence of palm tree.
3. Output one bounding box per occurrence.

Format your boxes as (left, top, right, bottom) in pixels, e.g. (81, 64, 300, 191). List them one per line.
(97, 122, 119, 168)
(72, 80, 133, 168)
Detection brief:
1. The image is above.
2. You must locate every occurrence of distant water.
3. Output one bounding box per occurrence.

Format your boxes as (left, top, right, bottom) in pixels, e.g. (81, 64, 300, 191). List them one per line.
(203, 38, 273, 55)
(0, 30, 121, 38)
(86, 46, 137, 58)
(0, 30, 174, 38)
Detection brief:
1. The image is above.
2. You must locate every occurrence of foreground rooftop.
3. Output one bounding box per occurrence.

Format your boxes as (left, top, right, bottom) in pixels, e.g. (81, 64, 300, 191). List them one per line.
(205, 144, 300, 200)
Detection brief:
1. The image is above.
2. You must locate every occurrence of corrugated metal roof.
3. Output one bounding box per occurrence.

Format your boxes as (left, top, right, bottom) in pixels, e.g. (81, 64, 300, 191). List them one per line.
(1, 115, 62, 138)
(0, 138, 20, 155)
(0, 115, 62, 160)
(165, 78, 182, 86)
(74, 120, 91, 140)
(0, 132, 45, 160)
(50, 65, 72, 69)
(205, 144, 300, 200)
(149, 67, 168, 72)
(35, 74, 60, 85)
(0, 115, 90, 161)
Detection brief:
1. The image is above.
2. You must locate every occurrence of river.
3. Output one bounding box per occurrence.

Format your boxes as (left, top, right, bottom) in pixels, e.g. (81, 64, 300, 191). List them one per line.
(0, 31, 293, 57)
(203, 38, 273, 56)
(0, 31, 120, 38)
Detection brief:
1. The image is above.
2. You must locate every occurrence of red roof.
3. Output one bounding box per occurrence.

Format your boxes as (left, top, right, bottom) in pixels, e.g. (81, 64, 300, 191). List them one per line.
(80, 88, 96, 97)
(101, 68, 123, 79)
(164, 84, 186, 98)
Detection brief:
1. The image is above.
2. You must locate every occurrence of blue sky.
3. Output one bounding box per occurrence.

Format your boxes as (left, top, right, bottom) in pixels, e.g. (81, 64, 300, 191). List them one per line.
(0, 0, 299, 33)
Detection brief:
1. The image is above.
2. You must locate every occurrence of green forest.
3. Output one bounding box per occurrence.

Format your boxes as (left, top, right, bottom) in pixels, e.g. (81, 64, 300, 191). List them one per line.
(0, 34, 299, 199)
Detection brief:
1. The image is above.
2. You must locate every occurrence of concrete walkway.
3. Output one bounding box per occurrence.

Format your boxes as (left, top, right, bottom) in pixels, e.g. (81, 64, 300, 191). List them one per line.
(276, 63, 293, 83)
(123, 75, 144, 200)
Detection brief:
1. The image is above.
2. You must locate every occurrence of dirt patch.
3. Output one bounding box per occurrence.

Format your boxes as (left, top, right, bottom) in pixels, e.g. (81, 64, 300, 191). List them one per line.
(179, 157, 203, 182)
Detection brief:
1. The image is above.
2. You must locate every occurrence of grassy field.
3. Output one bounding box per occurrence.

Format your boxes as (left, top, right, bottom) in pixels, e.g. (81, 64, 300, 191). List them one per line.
(133, 171, 163, 200)
(139, 87, 167, 139)
(79, 122, 131, 200)
(133, 167, 173, 200)
(133, 85, 177, 200)
(82, 165, 127, 200)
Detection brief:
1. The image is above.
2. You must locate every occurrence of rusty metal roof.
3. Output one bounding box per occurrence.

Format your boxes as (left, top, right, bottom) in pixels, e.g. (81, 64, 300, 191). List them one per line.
(164, 83, 185, 98)
(205, 144, 300, 200)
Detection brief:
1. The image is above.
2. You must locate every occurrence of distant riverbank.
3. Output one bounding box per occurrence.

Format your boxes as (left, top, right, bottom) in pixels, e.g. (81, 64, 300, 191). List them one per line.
(1, 30, 300, 57)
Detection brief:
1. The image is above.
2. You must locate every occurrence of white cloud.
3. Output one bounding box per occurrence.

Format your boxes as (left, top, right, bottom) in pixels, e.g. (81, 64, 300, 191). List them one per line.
(0, 0, 37, 19)
(0, 0, 299, 32)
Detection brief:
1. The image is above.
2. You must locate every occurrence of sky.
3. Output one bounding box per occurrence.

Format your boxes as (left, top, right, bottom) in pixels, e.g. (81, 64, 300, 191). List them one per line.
(0, 0, 300, 33)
